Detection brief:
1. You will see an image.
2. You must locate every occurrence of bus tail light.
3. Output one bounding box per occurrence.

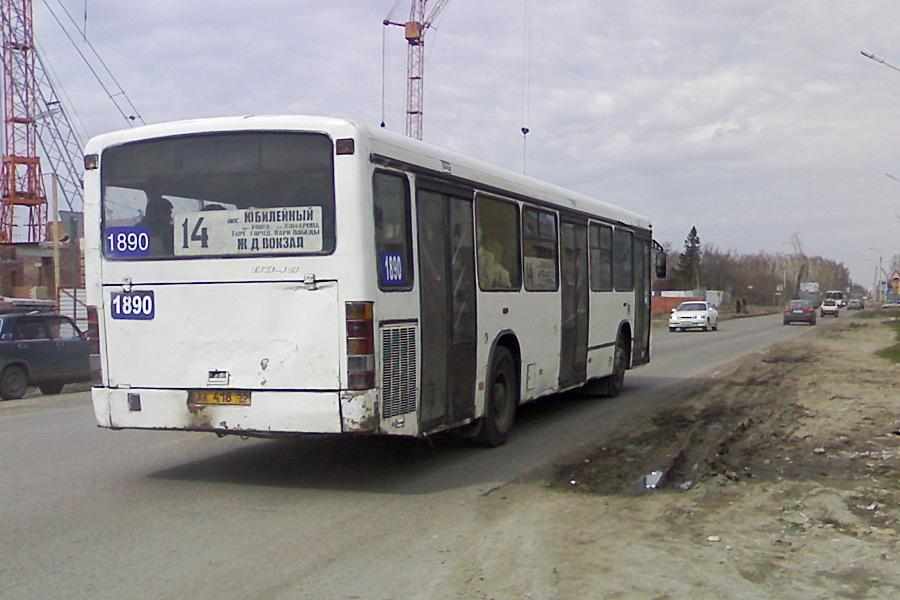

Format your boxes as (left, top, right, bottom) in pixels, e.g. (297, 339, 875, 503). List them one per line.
(87, 305, 102, 385)
(346, 302, 375, 390)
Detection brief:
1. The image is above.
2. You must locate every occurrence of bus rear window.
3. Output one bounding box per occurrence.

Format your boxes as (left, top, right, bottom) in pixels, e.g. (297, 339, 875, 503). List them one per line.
(100, 132, 336, 259)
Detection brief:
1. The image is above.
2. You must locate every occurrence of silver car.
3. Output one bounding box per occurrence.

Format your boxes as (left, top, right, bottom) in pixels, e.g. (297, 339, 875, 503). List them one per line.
(669, 301, 719, 332)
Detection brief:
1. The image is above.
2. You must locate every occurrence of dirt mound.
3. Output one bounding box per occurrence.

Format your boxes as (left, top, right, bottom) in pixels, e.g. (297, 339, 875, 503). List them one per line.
(526, 319, 900, 597)
(552, 324, 900, 497)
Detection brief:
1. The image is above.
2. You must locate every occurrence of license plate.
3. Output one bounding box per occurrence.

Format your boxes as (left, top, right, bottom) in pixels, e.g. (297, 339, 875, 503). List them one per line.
(189, 390, 251, 406)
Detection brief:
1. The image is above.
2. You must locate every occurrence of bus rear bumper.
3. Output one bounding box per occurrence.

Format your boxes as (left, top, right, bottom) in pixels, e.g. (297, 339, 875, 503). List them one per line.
(92, 387, 351, 435)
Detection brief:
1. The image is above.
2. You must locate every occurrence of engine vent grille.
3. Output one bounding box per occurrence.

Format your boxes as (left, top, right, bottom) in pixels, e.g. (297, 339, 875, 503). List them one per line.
(381, 325, 418, 419)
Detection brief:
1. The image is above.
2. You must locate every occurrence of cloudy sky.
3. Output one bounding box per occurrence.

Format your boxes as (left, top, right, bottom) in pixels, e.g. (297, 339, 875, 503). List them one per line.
(27, 0, 900, 287)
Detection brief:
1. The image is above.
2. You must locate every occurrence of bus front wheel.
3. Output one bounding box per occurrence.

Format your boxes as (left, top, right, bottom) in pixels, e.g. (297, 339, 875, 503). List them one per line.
(593, 335, 628, 398)
(473, 347, 518, 447)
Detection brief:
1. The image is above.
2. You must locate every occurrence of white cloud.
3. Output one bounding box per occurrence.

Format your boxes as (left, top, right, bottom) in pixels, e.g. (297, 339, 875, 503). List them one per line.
(21, 0, 900, 283)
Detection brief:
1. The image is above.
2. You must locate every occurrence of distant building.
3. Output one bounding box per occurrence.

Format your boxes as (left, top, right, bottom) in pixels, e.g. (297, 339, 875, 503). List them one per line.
(0, 241, 84, 301)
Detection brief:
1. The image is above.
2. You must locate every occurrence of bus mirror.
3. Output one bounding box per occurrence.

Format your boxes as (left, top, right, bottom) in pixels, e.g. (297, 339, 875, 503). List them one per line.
(655, 251, 667, 279)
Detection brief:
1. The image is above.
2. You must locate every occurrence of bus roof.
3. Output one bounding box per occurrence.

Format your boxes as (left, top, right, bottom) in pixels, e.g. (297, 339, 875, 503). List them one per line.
(85, 115, 652, 231)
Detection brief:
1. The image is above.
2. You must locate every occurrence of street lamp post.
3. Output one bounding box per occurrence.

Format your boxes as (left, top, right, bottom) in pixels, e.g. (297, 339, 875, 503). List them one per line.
(870, 246, 884, 303)
(862, 49, 900, 73)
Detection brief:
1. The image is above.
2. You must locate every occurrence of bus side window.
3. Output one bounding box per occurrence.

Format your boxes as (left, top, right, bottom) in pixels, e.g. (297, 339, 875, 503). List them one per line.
(589, 223, 613, 291)
(613, 228, 634, 291)
(522, 207, 558, 291)
(475, 195, 521, 291)
(373, 171, 414, 291)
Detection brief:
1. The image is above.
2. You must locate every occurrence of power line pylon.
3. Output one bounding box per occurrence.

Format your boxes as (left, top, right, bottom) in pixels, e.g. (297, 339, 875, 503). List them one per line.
(1, 0, 46, 243)
(385, 0, 450, 140)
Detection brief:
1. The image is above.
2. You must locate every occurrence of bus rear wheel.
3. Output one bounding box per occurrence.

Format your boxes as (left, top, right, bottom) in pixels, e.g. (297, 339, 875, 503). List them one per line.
(473, 347, 518, 447)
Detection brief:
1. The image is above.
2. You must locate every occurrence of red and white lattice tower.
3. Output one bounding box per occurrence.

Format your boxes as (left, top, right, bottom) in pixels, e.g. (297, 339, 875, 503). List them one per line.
(385, 0, 450, 140)
(1, 0, 46, 243)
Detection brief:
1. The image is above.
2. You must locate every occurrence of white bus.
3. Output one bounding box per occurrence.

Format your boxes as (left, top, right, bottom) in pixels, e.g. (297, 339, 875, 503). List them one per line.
(824, 290, 846, 307)
(84, 116, 664, 446)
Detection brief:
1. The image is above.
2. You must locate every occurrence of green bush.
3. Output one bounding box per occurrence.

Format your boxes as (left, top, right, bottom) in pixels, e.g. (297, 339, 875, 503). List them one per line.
(877, 320, 900, 363)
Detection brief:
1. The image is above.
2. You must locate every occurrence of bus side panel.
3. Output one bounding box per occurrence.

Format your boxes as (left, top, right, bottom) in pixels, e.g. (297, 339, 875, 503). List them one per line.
(587, 291, 631, 380)
(83, 167, 103, 309)
(495, 292, 560, 403)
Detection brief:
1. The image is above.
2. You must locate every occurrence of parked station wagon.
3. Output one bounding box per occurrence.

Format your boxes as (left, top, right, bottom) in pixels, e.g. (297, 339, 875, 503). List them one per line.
(0, 312, 91, 400)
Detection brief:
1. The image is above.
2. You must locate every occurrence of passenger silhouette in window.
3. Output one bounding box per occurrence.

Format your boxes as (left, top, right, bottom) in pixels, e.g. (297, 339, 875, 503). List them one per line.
(479, 240, 511, 289)
(138, 196, 174, 255)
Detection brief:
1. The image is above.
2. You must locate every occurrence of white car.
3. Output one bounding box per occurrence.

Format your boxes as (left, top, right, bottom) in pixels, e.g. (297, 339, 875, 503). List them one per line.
(669, 301, 719, 332)
(820, 299, 839, 318)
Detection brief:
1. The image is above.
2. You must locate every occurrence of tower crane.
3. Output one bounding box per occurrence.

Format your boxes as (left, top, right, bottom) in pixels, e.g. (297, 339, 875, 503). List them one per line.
(1, 0, 46, 242)
(384, 0, 450, 140)
(1, 0, 110, 243)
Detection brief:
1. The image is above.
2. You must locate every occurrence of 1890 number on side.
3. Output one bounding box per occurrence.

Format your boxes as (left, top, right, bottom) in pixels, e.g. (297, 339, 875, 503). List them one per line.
(110, 291, 155, 320)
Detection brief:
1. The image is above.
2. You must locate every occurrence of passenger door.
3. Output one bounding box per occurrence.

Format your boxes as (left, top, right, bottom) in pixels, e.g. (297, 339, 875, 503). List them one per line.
(559, 219, 588, 388)
(632, 233, 651, 367)
(416, 181, 477, 433)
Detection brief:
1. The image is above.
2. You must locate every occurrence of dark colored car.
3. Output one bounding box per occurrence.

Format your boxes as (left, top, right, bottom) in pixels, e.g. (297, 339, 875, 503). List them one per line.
(0, 312, 91, 400)
(783, 299, 817, 326)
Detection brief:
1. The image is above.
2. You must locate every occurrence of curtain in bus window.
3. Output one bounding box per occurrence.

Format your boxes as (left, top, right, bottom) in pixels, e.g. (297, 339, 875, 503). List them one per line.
(589, 223, 613, 291)
(614, 229, 634, 291)
(100, 132, 336, 260)
(475, 195, 521, 291)
(522, 208, 558, 291)
(373, 171, 413, 290)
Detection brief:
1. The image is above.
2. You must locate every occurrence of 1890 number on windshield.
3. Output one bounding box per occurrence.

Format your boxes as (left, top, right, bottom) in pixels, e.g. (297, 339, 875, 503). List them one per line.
(110, 291, 155, 320)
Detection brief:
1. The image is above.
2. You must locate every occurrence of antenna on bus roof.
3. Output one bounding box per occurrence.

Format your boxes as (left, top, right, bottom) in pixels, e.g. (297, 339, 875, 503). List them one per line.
(521, 0, 532, 174)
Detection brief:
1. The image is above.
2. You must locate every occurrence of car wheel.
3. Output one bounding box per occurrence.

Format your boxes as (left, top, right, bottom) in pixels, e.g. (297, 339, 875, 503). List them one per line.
(703, 319, 710, 332)
(38, 382, 65, 396)
(712, 319, 718, 331)
(0, 365, 28, 401)
(473, 347, 518, 447)
(669, 327, 676, 332)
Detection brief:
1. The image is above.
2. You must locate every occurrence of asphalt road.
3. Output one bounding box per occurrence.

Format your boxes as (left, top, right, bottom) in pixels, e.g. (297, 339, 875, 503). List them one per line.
(0, 311, 835, 599)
